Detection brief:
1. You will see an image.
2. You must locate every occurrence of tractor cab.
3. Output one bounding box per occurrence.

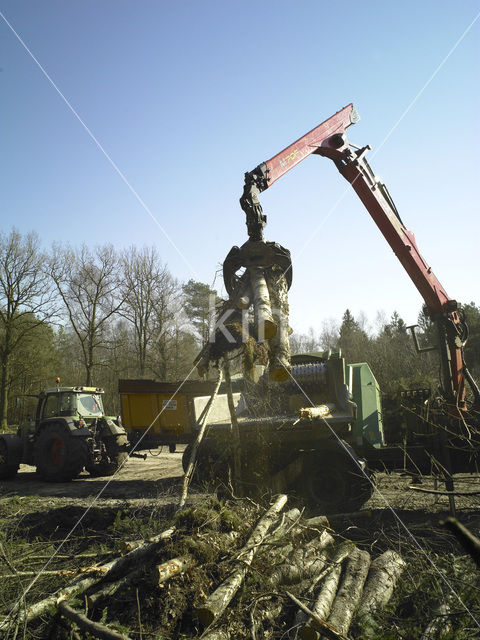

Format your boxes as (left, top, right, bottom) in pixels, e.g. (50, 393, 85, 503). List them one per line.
(37, 387, 105, 423)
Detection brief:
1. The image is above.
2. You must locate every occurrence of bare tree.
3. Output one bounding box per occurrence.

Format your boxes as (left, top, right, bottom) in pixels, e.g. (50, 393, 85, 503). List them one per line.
(49, 244, 124, 385)
(289, 327, 323, 355)
(0, 229, 56, 427)
(119, 246, 177, 377)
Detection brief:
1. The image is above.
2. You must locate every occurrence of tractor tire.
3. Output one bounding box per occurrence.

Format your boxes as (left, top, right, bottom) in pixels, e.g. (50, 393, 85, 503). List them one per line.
(86, 434, 129, 477)
(0, 437, 21, 479)
(34, 424, 88, 482)
(298, 448, 374, 515)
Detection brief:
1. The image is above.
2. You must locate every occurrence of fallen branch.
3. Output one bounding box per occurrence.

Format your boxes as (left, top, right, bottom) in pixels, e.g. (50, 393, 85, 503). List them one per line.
(224, 358, 243, 496)
(298, 541, 355, 640)
(409, 486, 480, 497)
(1, 567, 103, 579)
(0, 543, 18, 575)
(58, 600, 132, 640)
(441, 517, 480, 567)
(87, 554, 195, 609)
(196, 494, 288, 626)
(179, 369, 223, 508)
(87, 566, 146, 609)
(119, 526, 176, 554)
(269, 530, 334, 586)
(0, 526, 175, 632)
(285, 590, 350, 640)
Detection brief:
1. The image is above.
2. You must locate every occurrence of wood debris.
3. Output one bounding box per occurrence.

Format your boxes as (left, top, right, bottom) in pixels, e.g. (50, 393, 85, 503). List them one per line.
(0, 494, 410, 640)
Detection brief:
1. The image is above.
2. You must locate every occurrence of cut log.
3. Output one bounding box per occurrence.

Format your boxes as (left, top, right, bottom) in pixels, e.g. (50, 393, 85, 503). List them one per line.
(86, 567, 144, 609)
(326, 547, 371, 636)
(421, 597, 453, 639)
(249, 266, 276, 340)
(119, 526, 175, 554)
(299, 405, 334, 420)
(265, 266, 291, 381)
(356, 550, 406, 631)
(58, 600, 132, 640)
(88, 551, 196, 609)
(269, 530, 334, 586)
(154, 554, 195, 586)
(266, 507, 302, 544)
(302, 515, 331, 531)
(196, 494, 288, 626)
(200, 629, 230, 640)
(179, 369, 223, 508)
(299, 541, 355, 640)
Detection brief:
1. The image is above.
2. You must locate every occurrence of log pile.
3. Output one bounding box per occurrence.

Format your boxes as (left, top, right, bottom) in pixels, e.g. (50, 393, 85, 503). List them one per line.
(0, 495, 409, 640)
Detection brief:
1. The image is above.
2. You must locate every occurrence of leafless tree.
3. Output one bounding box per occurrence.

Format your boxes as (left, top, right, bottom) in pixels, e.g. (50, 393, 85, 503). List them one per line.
(49, 244, 125, 385)
(0, 229, 56, 427)
(119, 246, 177, 377)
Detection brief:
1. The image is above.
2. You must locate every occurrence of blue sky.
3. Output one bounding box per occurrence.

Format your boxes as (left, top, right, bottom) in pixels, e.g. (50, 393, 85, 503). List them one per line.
(1, 1, 479, 335)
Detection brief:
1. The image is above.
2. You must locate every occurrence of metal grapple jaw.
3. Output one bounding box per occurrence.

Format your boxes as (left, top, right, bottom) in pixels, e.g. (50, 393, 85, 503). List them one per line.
(240, 163, 269, 241)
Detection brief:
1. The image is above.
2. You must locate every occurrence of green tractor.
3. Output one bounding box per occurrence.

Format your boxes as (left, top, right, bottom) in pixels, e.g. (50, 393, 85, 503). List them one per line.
(0, 384, 129, 482)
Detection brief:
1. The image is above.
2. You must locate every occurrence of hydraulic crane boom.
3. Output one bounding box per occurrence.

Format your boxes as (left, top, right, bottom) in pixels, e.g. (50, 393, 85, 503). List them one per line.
(240, 104, 480, 411)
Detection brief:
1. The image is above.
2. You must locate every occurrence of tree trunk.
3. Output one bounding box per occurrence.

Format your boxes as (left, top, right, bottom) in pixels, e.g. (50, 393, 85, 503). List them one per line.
(356, 549, 405, 633)
(285, 591, 350, 640)
(0, 356, 9, 429)
(269, 530, 334, 586)
(196, 494, 288, 626)
(297, 541, 355, 640)
(326, 547, 371, 636)
(86, 337, 94, 386)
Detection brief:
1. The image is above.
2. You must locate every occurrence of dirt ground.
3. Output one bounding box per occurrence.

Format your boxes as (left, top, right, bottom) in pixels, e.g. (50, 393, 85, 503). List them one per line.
(0, 446, 188, 503)
(2, 446, 480, 511)
(1, 447, 479, 541)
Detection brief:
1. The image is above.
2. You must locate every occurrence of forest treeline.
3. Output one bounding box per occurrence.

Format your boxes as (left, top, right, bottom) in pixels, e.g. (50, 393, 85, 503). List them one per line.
(1, 229, 479, 427)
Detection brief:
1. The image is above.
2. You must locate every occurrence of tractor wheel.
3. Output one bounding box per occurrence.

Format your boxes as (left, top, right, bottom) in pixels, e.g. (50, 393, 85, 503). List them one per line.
(298, 448, 374, 515)
(34, 424, 88, 482)
(0, 438, 21, 479)
(86, 434, 129, 477)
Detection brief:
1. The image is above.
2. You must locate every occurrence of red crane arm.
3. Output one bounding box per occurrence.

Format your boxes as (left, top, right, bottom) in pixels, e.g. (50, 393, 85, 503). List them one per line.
(317, 144, 451, 313)
(262, 103, 360, 188)
(242, 105, 469, 408)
